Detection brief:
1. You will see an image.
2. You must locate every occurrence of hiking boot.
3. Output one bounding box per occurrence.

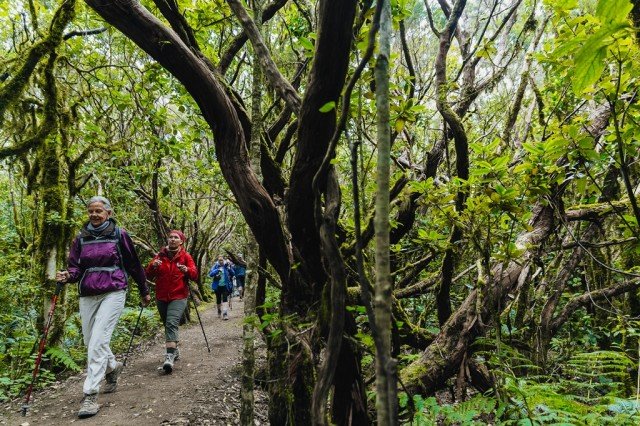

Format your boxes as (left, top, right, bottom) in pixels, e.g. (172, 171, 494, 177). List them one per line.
(103, 361, 123, 393)
(78, 393, 99, 418)
(163, 352, 176, 374)
(217, 304, 222, 318)
(222, 301, 229, 320)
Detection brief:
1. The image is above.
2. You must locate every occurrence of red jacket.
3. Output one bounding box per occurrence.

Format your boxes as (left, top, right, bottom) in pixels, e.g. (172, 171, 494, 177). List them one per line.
(145, 247, 198, 302)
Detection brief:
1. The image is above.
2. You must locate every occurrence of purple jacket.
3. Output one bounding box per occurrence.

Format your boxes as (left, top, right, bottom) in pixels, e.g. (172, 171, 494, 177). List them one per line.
(67, 219, 148, 297)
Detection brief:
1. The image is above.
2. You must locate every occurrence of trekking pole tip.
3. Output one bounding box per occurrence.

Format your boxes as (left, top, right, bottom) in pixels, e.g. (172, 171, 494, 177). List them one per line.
(21, 404, 28, 416)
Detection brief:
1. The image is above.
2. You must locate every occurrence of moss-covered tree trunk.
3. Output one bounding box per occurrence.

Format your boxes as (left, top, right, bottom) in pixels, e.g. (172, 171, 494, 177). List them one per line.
(241, 0, 263, 423)
(373, 1, 397, 424)
(35, 52, 68, 346)
(0, 0, 76, 344)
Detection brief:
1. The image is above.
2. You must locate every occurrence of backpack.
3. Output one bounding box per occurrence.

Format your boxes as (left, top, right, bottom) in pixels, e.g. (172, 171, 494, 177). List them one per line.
(78, 226, 127, 285)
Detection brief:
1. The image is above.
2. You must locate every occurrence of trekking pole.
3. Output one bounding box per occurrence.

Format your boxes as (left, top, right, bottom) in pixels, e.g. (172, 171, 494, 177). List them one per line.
(123, 305, 144, 367)
(22, 281, 64, 417)
(188, 285, 211, 353)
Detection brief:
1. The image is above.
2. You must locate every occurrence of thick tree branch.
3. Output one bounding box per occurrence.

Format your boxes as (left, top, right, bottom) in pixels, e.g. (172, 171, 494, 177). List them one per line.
(311, 168, 346, 425)
(550, 237, 636, 251)
(226, 0, 301, 113)
(394, 276, 439, 299)
(219, 0, 289, 74)
(63, 27, 106, 40)
(435, 0, 469, 325)
(287, 0, 357, 304)
(85, 0, 293, 285)
(394, 253, 437, 289)
(549, 279, 640, 334)
(152, 0, 200, 49)
(564, 200, 627, 221)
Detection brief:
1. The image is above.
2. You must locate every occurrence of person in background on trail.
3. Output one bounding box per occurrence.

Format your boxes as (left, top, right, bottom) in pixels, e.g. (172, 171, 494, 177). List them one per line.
(145, 230, 197, 374)
(56, 196, 151, 419)
(208, 255, 234, 320)
(233, 257, 247, 300)
(224, 255, 235, 310)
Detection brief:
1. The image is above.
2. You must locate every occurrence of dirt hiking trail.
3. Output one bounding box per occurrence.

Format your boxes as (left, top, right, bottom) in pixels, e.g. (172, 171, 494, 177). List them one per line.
(1, 299, 268, 425)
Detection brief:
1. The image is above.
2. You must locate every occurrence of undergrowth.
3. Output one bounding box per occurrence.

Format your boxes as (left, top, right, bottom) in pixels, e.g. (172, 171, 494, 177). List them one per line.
(0, 303, 161, 402)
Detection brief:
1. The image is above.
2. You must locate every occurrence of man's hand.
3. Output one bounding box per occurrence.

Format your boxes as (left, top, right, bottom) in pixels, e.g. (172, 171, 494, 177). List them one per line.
(152, 259, 162, 269)
(177, 263, 188, 273)
(141, 294, 152, 307)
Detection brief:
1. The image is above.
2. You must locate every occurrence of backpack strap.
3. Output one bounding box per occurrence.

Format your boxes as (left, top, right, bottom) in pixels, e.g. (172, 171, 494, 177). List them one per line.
(114, 227, 127, 285)
(77, 226, 127, 283)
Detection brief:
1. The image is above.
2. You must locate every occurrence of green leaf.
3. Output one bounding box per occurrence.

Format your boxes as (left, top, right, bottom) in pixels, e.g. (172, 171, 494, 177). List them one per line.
(319, 101, 336, 113)
(298, 36, 314, 51)
(269, 329, 283, 338)
(596, 0, 633, 26)
(572, 22, 630, 94)
(572, 41, 607, 94)
(543, 0, 577, 13)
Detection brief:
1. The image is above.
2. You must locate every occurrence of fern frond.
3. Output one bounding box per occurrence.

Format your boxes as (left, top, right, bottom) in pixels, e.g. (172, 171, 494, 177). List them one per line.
(45, 346, 81, 372)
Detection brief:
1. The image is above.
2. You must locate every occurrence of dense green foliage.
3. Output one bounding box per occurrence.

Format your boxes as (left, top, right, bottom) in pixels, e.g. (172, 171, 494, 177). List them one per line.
(2, 0, 640, 423)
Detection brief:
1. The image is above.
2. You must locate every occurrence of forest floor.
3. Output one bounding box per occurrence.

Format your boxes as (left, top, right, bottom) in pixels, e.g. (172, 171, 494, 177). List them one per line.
(1, 299, 269, 425)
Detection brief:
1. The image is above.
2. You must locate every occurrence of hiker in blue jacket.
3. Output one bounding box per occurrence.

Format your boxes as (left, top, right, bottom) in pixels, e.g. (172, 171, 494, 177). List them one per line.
(208, 255, 235, 320)
(233, 258, 247, 300)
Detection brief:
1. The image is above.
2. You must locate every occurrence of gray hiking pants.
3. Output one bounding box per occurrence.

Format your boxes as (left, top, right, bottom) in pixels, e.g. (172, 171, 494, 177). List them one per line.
(156, 298, 188, 342)
(79, 290, 126, 395)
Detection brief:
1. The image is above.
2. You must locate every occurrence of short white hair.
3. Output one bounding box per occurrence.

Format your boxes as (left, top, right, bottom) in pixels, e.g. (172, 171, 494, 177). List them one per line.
(87, 196, 112, 211)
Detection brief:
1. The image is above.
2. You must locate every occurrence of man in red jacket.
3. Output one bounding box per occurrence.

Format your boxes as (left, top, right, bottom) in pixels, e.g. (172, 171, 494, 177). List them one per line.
(145, 230, 198, 373)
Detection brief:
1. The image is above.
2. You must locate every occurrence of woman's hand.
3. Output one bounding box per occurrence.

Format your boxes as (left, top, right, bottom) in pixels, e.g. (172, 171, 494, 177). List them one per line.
(152, 259, 162, 269)
(177, 263, 188, 273)
(55, 270, 70, 283)
(141, 294, 152, 307)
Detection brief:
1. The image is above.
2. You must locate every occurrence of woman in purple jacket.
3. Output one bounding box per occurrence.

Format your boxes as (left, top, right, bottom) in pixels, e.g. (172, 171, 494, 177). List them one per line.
(56, 196, 151, 419)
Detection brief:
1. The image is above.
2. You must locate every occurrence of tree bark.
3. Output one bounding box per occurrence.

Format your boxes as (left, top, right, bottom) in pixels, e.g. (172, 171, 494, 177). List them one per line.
(434, 0, 469, 325)
(311, 168, 346, 425)
(373, 1, 397, 423)
(241, 1, 263, 423)
(286, 0, 357, 307)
